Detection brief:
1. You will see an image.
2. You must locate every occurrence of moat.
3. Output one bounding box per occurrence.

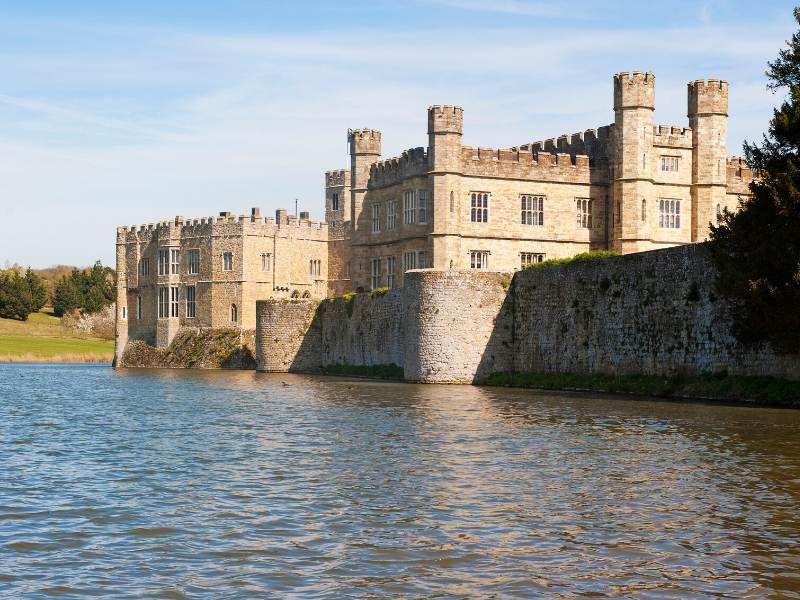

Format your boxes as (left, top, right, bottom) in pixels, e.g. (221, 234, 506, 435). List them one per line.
(2, 364, 800, 597)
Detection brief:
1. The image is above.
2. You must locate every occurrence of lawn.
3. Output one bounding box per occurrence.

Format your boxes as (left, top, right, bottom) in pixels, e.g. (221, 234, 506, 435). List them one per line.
(0, 310, 114, 362)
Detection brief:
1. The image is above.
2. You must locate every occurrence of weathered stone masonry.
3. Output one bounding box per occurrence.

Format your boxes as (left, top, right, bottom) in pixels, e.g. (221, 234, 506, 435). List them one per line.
(256, 245, 800, 383)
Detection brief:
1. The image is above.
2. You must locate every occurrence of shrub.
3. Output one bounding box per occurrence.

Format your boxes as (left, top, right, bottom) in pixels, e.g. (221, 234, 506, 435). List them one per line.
(522, 250, 619, 270)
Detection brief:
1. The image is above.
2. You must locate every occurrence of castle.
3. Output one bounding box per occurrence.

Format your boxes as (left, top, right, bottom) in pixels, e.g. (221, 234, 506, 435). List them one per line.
(115, 71, 753, 361)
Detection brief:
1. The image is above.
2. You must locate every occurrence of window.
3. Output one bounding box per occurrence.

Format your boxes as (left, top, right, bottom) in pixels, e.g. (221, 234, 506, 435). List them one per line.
(231, 304, 237, 322)
(170, 286, 179, 318)
(158, 249, 169, 275)
(387, 200, 397, 230)
(450, 191, 454, 213)
(641, 198, 647, 222)
(372, 204, 381, 233)
(186, 285, 196, 318)
(403, 191, 417, 225)
(121, 306, 126, 320)
(170, 249, 180, 275)
(223, 252, 233, 271)
(371, 258, 382, 290)
(576, 198, 592, 228)
(521, 253, 545, 268)
(417, 250, 428, 269)
(158, 287, 169, 318)
(188, 249, 200, 275)
(661, 156, 679, 172)
(387, 256, 396, 289)
(418, 190, 428, 224)
(470, 192, 489, 223)
(310, 259, 321, 277)
(331, 192, 339, 211)
(716, 203, 722, 224)
(521, 195, 544, 225)
(659, 198, 681, 229)
(470, 250, 489, 270)
(138, 258, 150, 277)
(136, 296, 142, 320)
(403, 251, 417, 271)
(261, 253, 271, 272)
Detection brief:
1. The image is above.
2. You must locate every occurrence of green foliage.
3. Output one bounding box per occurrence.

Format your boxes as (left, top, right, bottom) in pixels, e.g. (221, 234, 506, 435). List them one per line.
(710, 8, 800, 353)
(321, 363, 404, 379)
(486, 371, 800, 407)
(0, 268, 48, 321)
(522, 250, 619, 270)
(52, 261, 116, 317)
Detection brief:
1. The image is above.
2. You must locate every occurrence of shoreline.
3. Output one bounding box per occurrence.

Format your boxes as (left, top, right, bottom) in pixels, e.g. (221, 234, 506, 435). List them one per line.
(0, 354, 113, 364)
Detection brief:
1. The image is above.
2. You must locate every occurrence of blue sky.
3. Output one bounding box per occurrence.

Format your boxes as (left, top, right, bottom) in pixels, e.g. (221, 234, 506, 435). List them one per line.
(0, 0, 797, 268)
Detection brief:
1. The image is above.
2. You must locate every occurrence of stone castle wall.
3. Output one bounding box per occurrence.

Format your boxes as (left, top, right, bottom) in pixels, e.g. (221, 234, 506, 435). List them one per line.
(256, 245, 800, 383)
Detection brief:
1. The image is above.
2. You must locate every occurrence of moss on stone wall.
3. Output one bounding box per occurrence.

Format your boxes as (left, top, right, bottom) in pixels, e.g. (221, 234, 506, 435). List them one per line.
(486, 371, 800, 407)
(121, 329, 255, 369)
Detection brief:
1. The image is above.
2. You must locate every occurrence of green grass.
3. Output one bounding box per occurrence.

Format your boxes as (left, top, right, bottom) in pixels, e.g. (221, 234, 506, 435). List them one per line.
(523, 250, 619, 270)
(486, 371, 800, 407)
(0, 309, 113, 361)
(321, 363, 404, 380)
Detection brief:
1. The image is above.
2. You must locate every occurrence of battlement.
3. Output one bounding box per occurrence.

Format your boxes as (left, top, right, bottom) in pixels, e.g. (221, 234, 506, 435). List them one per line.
(325, 169, 350, 188)
(369, 146, 429, 187)
(348, 128, 382, 155)
(652, 124, 693, 148)
(512, 125, 613, 160)
(688, 79, 728, 115)
(614, 71, 655, 110)
(461, 145, 591, 182)
(428, 104, 464, 135)
(726, 156, 753, 180)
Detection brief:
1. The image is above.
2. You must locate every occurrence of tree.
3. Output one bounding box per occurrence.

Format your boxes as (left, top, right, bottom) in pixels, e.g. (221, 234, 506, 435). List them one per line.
(52, 274, 81, 317)
(0, 268, 47, 321)
(52, 261, 116, 317)
(710, 7, 800, 353)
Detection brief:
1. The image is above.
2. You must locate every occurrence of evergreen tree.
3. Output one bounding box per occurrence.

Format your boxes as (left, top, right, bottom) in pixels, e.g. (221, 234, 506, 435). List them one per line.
(52, 273, 81, 317)
(710, 7, 800, 353)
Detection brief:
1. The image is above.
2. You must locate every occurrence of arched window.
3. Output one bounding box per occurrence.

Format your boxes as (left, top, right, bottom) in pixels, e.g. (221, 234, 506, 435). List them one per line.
(290, 290, 300, 299)
(641, 198, 646, 222)
(230, 304, 237, 322)
(302, 291, 311, 299)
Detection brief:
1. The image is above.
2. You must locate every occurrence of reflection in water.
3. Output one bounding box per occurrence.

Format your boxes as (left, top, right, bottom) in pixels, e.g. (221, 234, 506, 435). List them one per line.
(1, 364, 800, 597)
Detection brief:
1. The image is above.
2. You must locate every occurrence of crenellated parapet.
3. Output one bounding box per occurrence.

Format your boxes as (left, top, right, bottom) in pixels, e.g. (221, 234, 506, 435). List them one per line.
(614, 71, 655, 110)
(726, 156, 754, 195)
(460, 145, 592, 182)
(325, 169, 350, 188)
(688, 79, 728, 116)
(368, 147, 428, 188)
(652, 124, 693, 148)
(428, 105, 464, 135)
(348, 128, 382, 155)
(513, 125, 614, 160)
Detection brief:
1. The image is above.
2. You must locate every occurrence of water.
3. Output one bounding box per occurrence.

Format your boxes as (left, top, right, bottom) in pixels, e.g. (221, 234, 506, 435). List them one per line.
(1, 365, 800, 598)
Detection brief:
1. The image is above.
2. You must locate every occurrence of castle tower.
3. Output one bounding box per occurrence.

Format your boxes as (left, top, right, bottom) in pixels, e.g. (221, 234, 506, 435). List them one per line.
(428, 105, 464, 268)
(324, 169, 351, 224)
(348, 129, 381, 232)
(612, 71, 655, 253)
(688, 79, 728, 241)
(114, 228, 128, 366)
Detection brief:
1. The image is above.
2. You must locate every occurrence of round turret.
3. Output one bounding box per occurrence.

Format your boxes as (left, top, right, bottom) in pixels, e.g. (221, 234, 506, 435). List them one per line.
(348, 128, 382, 156)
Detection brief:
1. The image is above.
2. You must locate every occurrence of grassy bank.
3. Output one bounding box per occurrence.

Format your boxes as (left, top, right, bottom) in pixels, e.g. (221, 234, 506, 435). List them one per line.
(0, 310, 114, 363)
(486, 371, 800, 407)
(321, 363, 404, 380)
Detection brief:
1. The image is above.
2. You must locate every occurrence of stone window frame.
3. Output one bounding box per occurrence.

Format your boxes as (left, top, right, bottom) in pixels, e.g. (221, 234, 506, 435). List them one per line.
(418, 190, 428, 224)
(158, 249, 169, 276)
(138, 258, 150, 277)
(417, 250, 428, 269)
(309, 259, 321, 278)
(520, 252, 545, 268)
(371, 203, 381, 234)
(660, 155, 679, 172)
(521, 195, 544, 226)
(402, 251, 417, 272)
(576, 198, 593, 229)
(136, 296, 142, 320)
(386, 256, 396, 289)
(261, 253, 271, 272)
(370, 257, 382, 291)
(387, 200, 397, 230)
(121, 306, 127, 320)
(470, 192, 489, 223)
(187, 249, 200, 275)
(331, 192, 339, 212)
(469, 250, 489, 270)
(157, 286, 169, 319)
(222, 252, 233, 271)
(186, 285, 196, 319)
(170, 285, 179, 318)
(231, 304, 238, 322)
(659, 198, 681, 229)
(641, 198, 647, 222)
(170, 248, 180, 275)
(403, 190, 417, 225)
